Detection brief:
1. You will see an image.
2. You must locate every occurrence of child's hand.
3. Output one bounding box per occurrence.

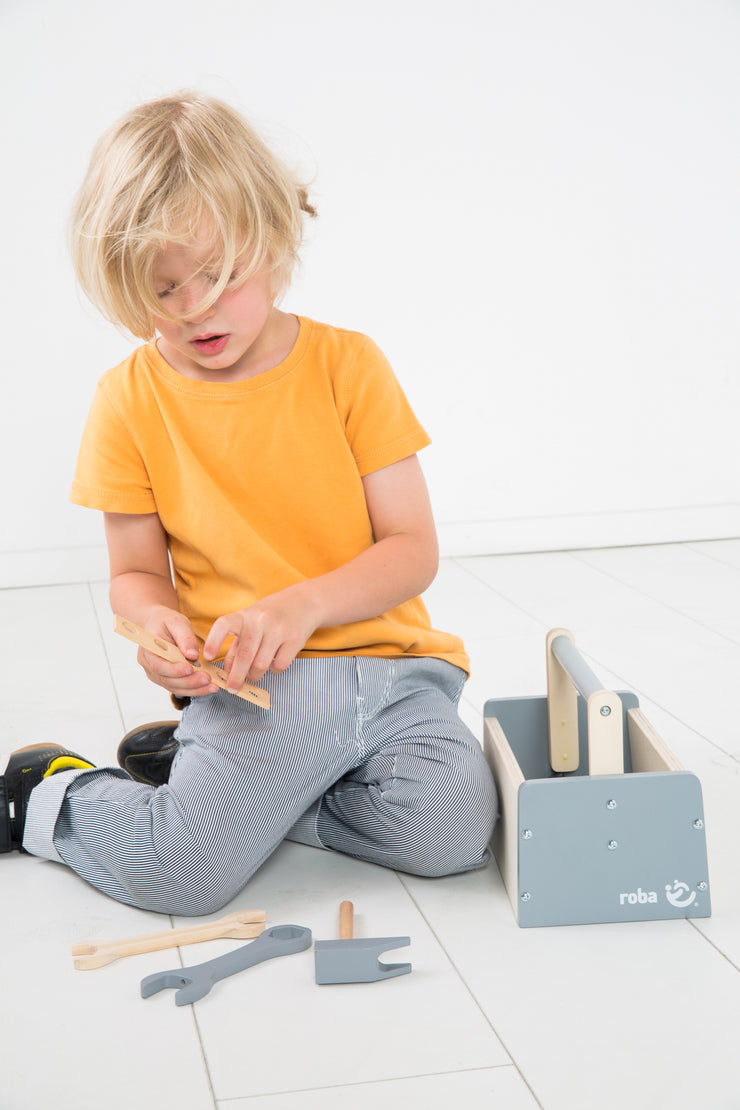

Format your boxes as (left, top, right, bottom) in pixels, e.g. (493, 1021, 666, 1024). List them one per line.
(203, 589, 319, 691)
(138, 609, 220, 699)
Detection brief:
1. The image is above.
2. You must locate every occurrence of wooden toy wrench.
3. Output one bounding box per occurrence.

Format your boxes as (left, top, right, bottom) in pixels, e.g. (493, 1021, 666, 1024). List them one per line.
(114, 615, 270, 709)
(72, 909, 266, 970)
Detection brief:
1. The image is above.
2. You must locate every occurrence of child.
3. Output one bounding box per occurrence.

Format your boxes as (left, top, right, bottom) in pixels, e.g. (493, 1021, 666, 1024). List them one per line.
(0, 92, 497, 913)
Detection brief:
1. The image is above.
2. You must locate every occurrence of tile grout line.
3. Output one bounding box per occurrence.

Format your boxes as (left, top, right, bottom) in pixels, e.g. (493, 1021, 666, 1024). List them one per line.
(450, 555, 555, 631)
(86, 580, 128, 734)
(688, 918, 740, 976)
(454, 544, 740, 653)
(212, 1063, 528, 1105)
(394, 871, 545, 1110)
(189, 1003, 221, 1110)
(685, 540, 740, 572)
(569, 546, 740, 651)
(456, 546, 740, 654)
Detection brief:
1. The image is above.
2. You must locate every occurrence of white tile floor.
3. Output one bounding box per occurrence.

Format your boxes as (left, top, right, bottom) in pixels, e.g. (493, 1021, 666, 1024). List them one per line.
(2, 540, 740, 1109)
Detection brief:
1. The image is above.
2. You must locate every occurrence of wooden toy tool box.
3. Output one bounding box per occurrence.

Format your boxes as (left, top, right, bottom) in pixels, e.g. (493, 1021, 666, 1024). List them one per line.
(483, 629, 711, 928)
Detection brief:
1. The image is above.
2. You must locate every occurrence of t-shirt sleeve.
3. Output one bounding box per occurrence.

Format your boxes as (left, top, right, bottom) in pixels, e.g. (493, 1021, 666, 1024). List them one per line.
(338, 336, 431, 476)
(69, 379, 157, 513)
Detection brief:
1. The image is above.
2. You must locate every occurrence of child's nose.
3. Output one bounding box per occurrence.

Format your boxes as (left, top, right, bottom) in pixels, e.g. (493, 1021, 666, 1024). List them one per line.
(179, 281, 216, 323)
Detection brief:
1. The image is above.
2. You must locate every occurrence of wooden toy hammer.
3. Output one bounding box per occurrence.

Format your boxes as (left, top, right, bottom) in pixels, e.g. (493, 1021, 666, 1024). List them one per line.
(314, 901, 411, 985)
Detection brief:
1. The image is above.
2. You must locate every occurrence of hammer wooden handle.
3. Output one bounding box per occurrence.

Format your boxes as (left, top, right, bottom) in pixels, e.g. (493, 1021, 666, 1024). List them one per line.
(72, 909, 266, 970)
(338, 900, 354, 940)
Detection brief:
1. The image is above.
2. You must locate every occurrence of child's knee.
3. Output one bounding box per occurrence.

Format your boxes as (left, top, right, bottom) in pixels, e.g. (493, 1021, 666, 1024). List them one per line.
(389, 768, 498, 878)
(163, 885, 235, 917)
(117, 845, 253, 916)
(414, 797, 497, 877)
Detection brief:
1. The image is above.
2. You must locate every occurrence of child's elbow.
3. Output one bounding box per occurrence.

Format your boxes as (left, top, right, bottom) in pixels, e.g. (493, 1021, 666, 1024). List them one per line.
(417, 536, 439, 593)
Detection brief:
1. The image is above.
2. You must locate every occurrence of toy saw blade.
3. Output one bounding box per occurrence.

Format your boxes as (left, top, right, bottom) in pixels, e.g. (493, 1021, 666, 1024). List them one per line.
(114, 615, 270, 709)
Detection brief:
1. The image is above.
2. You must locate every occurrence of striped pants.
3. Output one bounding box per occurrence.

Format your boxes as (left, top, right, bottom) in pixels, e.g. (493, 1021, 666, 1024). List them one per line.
(24, 657, 497, 915)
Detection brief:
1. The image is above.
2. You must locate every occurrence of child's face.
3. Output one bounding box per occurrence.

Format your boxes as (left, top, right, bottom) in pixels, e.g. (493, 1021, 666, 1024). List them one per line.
(151, 234, 282, 383)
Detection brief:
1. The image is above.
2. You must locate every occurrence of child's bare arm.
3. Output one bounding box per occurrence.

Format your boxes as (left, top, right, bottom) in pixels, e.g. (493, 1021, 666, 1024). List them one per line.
(203, 454, 439, 690)
(105, 512, 219, 699)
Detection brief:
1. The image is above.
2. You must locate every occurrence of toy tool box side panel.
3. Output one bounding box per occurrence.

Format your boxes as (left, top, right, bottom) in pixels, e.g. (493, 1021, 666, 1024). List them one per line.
(483, 717, 523, 918)
(516, 772, 711, 927)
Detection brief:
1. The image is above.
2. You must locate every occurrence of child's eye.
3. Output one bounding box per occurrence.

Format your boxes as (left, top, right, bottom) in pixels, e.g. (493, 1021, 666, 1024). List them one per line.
(205, 270, 238, 286)
(156, 283, 176, 299)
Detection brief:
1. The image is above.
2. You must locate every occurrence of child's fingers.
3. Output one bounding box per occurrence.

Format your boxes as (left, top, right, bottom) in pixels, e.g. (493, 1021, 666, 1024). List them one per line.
(223, 632, 267, 690)
(207, 601, 313, 687)
(175, 672, 220, 697)
(204, 617, 256, 670)
(137, 647, 217, 697)
(269, 641, 301, 675)
(202, 615, 255, 691)
(202, 615, 239, 662)
(225, 628, 299, 686)
(208, 620, 269, 690)
(155, 613, 201, 661)
(137, 647, 191, 680)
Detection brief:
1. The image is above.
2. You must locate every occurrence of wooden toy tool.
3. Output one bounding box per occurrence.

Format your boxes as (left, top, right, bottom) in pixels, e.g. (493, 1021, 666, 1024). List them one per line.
(114, 615, 270, 709)
(72, 909, 267, 970)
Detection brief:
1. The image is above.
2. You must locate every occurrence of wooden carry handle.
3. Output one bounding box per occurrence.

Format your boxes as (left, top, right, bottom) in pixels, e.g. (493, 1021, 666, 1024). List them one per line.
(114, 615, 270, 710)
(338, 900, 354, 940)
(72, 908, 267, 970)
(546, 628, 580, 773)
(546, 629, 624, 776)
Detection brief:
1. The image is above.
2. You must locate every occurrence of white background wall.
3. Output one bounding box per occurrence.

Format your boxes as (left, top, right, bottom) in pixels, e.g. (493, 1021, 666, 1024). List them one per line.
(1, 0, 738, 586)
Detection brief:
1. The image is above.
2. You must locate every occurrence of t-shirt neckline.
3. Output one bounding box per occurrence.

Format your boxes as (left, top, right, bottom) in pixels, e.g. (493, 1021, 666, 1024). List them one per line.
(145, 315, 311, 396)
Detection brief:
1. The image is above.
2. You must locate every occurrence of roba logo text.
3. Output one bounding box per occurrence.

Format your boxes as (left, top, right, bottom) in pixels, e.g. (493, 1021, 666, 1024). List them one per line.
(619, 881, 697, 909)
(619, 887, 657, 905)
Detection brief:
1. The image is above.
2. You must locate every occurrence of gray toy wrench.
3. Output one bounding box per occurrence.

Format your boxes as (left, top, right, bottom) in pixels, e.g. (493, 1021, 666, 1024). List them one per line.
(141, 924, 312, 1006)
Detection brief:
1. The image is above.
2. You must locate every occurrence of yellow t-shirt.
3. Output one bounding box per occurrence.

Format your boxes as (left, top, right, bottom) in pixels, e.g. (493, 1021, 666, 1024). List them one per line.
(70, 317, 468, 671)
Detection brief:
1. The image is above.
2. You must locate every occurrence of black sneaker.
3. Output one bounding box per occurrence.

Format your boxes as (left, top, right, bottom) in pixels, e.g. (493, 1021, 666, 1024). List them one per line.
(1, 743, 95, 852)
(117, 722, 179, 787)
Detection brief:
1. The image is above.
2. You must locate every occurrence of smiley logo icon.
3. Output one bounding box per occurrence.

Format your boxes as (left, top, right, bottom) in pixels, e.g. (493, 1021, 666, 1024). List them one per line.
(665, 879, 697, 908)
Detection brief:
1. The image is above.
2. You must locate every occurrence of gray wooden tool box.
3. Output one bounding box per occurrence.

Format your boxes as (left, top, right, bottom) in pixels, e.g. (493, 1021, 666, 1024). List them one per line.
(483, 629, 711, 928)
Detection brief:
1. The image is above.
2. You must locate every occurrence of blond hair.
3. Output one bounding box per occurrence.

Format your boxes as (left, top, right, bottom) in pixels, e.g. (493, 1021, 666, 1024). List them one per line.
(71, 91, 315, 338)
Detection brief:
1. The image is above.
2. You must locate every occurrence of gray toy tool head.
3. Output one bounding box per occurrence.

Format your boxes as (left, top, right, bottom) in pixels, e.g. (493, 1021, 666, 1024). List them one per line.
(314, 900, 411, 985)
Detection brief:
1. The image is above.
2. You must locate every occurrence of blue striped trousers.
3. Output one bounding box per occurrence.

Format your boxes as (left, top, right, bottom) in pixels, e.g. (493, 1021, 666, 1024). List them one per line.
(25, 657, 497, 915)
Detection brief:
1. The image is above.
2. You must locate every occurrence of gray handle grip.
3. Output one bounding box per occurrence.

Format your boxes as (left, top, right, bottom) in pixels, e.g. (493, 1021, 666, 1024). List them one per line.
(549, 635, 605, 700)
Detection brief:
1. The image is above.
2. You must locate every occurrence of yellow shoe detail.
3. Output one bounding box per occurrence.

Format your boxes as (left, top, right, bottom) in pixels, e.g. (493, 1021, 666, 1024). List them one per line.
(43, 756, 94, 778)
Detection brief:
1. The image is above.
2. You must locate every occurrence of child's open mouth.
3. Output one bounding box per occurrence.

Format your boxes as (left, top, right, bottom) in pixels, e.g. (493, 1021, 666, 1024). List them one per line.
(191, 334, 230, 355)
